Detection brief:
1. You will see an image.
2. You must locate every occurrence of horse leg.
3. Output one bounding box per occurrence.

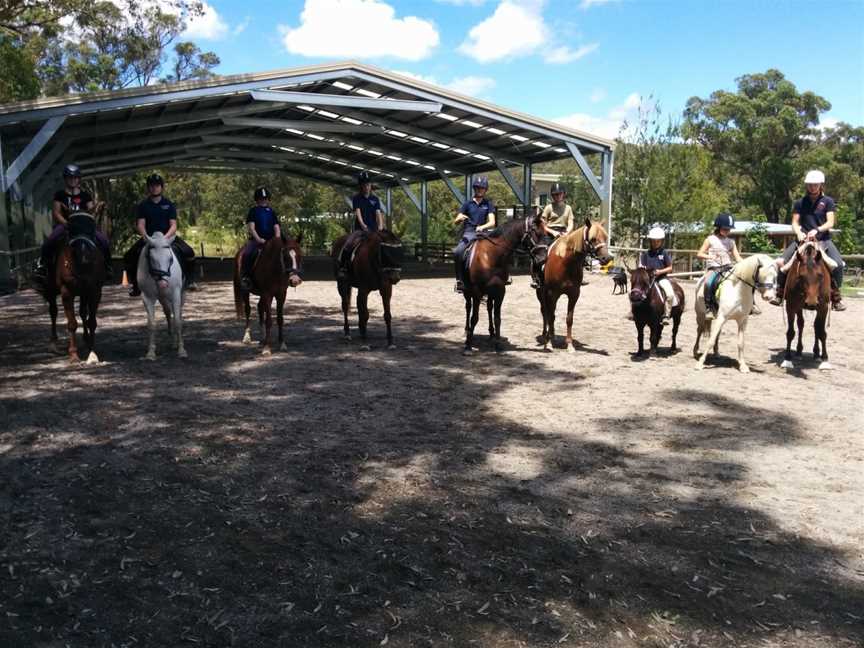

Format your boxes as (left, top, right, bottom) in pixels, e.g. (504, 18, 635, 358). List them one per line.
(261, 295, 273, 356)
(85, 288, 101, 364)
(49, 295, 59, 348)
(493, 296, 503, 353)
(340, 282, 352, 341)
(242, 291, 252, 344)
(144, 297, 157, 360)
(357, 290, 370, 350)
(544, 292, 557, 351)
(536, 288, 548, 343)
(649, 321, 661, 356)
(276, 290, 287, 352)
(464, 295, 472, 334)
(636, 321, 645, 356)
(782, 304, 796, 369)
(692, 320, 702, 359)
(736, 317, 750, 373)
(816, 310, 832, 370)
(697, 316, 725, 370)
(381, 282, 395, 349)
(60, 292, 79, 363)
(487, 297, 495, 338)
(464, 297, 480, 355)
(565, 292, 577, 353)
(257, 298, 266, 342)
(671, 310, 681, 353)
(174, 287, 187, 359)
(795, 311, 804, 357)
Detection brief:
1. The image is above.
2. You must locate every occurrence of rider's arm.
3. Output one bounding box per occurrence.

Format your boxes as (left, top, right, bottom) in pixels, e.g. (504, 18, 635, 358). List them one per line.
(165, 218, 178, 239)
(354, 208, 368, 231)
(376, 209, 385, 231)
(273, 223, 282, 240)
(696, 238, 711, 261)
(819, 209, 835, 235)
(136, 218, 148, 238)
(248, 222, 264, 244)
(52, 200, 68, 225)
(731, 240, 743, 263)
(791, 211, 805, 241)
(565, 206, 574, 233)
(654, 255, 673, 276)
(476, 206, 496, 232)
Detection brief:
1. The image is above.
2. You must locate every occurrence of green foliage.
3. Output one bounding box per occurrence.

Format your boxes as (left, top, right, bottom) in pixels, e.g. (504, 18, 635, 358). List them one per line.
(833, 204, 864, 255)
(0, 34, 40, 101)
(743, 216, 779, 254)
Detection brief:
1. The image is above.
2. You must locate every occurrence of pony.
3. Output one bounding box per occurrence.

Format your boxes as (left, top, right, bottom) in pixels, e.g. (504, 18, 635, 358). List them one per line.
(233, 235, 303, 355)
(628, 267, 684, 356)
(693, 254, 778, 372)
(536, 219, 613, 352)
(462, 215, 542, 355)
(780, 242, 833, 371)
(137, 231, 186, 360)
(36, 212, 106, 364)
(331, 229, 403, 350)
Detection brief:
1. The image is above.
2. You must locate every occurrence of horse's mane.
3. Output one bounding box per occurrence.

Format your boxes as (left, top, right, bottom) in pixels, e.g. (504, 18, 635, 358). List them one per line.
(554, 221, 607, 258)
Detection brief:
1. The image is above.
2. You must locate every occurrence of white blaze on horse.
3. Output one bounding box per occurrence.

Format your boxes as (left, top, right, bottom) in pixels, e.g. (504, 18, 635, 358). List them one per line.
(693, 254, 778, 372)
(138, 231, 186, 359)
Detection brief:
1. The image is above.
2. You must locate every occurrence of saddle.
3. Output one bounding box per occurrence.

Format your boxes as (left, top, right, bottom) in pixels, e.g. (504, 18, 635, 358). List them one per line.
(703, 266, 732, 306)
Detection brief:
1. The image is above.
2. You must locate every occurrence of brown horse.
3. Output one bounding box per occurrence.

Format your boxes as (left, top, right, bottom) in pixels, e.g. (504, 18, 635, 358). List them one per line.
(781, 242, 833, 370)
(331, 229, 402, 350)
(36, 213, 106, 363)
(233, 235, 303, 355)
(536, 219, 613, 351)
(628, 267, 684, 356)
(462, 215, 541, 355)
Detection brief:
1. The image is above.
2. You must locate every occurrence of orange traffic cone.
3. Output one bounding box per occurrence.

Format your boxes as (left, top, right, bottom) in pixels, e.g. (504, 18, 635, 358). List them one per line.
(121, 270, 128, 286)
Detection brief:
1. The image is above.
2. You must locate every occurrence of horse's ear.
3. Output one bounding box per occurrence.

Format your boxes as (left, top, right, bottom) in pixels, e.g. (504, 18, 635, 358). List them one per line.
(584, 217, 592, 231)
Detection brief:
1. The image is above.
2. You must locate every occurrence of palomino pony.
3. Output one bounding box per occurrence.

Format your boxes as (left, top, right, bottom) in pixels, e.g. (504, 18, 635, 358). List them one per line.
(693, 254, 778, 372)
(233, 235, 303, 355)
(331, 229, 403, 350)
(36, 212, 106, 363)
(780, 242, 833, 371)
(628, 268, 684, 356)
(462, 215, 542, 355)
(137, 232, 186, 360)
(536, 219, 613, 351)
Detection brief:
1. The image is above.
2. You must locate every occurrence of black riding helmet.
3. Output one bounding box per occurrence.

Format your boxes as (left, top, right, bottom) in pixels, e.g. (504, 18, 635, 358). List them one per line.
(714, 212, 735, 229)
(63, 164, 82, 178)
(550, 182, 565, 194)
(146, 173, 164, 187)
(357, 171, 372, 186)
(472, 175, 489, 190)
(254, 187, 271, 201)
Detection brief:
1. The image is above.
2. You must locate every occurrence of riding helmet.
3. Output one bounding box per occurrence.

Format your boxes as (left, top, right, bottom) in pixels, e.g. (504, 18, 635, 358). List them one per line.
(647, 226, 666, 240)
(550, 182, 565, 195)
(63, 164, 82, 178)
(146, 173, 164, 187)
(713, 212, 735, 229)
(254, 187, 271, 201)
(357, 171, 372, 185)
(804, 169, 825, 184)
(472, 175, 489, 190)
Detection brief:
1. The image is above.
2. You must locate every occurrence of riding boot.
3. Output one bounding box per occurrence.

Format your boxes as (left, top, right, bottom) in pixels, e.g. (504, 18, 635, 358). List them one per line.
(769, 271, 785, 306)
(831, 285, 846, 311)
(185, 260, 198, 291)
(128, 282, 141, 297)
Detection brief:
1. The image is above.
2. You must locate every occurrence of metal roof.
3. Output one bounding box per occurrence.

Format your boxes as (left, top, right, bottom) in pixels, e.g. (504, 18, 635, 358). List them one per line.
(0, 61, 613, 204)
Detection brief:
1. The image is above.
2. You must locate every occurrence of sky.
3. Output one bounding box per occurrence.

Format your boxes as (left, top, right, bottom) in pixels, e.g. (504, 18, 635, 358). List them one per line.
(180, 0, 864, 139)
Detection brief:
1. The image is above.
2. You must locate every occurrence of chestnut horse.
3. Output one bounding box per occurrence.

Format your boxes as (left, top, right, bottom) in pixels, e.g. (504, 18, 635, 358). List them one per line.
(536, 219, 613, 351)
(462, 215, 541, 355)
(780, 242, 833, 371)
(628, 267, 684, 356)
(331, 230, 402, 350)
(233, 235, 303, 355)
(36, 213, 106, 364)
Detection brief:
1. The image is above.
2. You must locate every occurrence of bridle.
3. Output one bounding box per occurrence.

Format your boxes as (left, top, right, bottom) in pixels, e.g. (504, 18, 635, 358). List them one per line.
(736, 257, 775, 294)
(147, 241, 174, 281)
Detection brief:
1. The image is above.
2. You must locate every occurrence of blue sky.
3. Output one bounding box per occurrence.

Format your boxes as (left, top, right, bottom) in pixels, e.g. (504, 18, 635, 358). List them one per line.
(183, 0, 864, 138)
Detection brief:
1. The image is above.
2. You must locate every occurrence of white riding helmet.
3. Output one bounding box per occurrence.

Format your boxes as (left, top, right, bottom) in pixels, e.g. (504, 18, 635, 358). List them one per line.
(804, 169, 825, 184)
(647, 227, 666, 240)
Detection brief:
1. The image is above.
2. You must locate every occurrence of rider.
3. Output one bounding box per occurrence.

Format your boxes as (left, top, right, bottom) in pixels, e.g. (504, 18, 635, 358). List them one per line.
(452, 176, 496, 293)
(337, 171, 384, 279)
(697, 212, 743, 319)
(769, 170, 846, 311)
(124, 173, 197, 296)
(239, 187, 281, 290)
(638, 227, 677, 323)
(531, 182, 575, 289)
(34, 164, 111, 280)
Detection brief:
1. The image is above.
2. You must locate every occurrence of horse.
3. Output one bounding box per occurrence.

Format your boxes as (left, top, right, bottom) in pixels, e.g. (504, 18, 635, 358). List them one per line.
(137, 232, 186, 360)
(536, 219, 613, 352)
(35, 213, 106, 364)
(628, 267, 684, 356)
(780, 242, 833, 371)
(233, 235, 303, 355)
(693, 254, 778, 372)
(331, 229, 403, 350)
(462, 215, 542, 355)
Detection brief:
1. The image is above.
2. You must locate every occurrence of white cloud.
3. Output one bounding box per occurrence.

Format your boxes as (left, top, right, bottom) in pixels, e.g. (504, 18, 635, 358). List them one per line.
(392, 70, 495, 97)
(232, 16, 251, 36)
(589, 87, 606, 103)
(183, 1, 229, 40)
(435, 0, 487, 5)
(280, 0, 439, 61)
(458, 0, 598, 64)
(555, 92, 642, 140)
(579, 0, 618, 8)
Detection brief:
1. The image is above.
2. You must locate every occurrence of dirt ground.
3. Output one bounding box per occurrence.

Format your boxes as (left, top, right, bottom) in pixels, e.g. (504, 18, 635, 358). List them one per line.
(1, 274, 862, 648)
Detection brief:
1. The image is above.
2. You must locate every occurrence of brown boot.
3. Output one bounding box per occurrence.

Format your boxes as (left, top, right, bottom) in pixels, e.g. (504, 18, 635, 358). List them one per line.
(831, 289, 846, 311)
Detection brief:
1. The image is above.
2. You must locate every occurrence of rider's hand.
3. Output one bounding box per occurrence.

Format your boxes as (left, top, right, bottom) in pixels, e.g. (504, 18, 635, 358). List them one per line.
(806, 229, 818, 240)
(454, 214, 467, 223)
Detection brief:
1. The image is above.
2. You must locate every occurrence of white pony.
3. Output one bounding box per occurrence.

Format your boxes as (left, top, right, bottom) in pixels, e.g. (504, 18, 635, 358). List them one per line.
(138, 231, 187, 359)
(693, 254, 777, 373)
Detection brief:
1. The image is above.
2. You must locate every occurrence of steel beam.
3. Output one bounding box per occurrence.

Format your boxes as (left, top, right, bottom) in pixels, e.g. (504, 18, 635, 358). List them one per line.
(493, 159, 526, 205)
(566, 142, 605, 202)
(222, 117, 385, 134)
(523, 164, 532, 207)
(203, 135, 342, 149)
(19, 141, 69, 195)
(3, 116, 66, 189)
(251, 89, 441, 113)
(420, 180, 428, 253)
(600, 149, 614, 241)
(437, 168, 465, 204)
(396, 178, 422, 213)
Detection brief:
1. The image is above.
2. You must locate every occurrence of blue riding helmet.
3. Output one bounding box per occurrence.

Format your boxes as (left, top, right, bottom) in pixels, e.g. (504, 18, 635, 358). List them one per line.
(714, 212, 735, 229)
(63, 164, 82, 178)
(472, 175, 489, 190)
(254, 186, 271, 200)
(357, 171, 372, 186)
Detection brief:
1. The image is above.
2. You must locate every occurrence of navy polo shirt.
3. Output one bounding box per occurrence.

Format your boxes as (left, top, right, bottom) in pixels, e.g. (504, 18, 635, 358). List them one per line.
(247, 206, 279, 240)
(352, 192, 382, 232)
(794, 194, 835, 241)
(640, 248, 672, 271)
(459, 197, 496, 233)
(136, 196, 177, 236)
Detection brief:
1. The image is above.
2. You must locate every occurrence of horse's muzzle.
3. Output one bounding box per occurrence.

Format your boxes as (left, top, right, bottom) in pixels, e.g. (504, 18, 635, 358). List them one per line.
(386, 270, 402, 285)
(629, 290, 647, 304)
(289, 274, 302, 288)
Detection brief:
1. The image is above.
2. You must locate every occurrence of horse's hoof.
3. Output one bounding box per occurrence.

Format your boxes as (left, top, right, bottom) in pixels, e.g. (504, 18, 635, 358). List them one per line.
(695, 363, 705, 371)
(566, 345, 575, 354)
(145, 352, 156, 361)
(818, 361, 834, 371)
(739, 364, 750, 373)
(85, 351, 100, 365)
(360, 344, 371, 351)
(242, 333, 252, 344)
(462, 348, 473, 356)
(261, 348, 272, 356)
(387, 344, 397, 351)
(279, 342, 288, 352)
(780, 359, 794, 369)
(343, 335, 352, 342)
(178, 349, 188, 359)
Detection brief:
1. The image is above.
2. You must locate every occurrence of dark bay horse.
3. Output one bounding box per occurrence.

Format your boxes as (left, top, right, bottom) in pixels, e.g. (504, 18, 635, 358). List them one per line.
(628, 267, 684, 356)
(462, 215, 541, 355)
(233, 235, 303, 355)
(36, 213, 106, 363)
(536, 219, 613, 352)
(781, 242, 833, 370)
(331, 230, 402, 350)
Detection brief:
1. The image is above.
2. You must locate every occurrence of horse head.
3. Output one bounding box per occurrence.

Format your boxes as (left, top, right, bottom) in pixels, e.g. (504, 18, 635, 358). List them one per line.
(795, 242, 829, 309)
(376, 229, 403, 284)
(585, 218, 613, 265)
(628, 267, 653, 304)
(281, 234, 304, 288)
(751, 254, 778, 303)
(145, 232, 176, 290)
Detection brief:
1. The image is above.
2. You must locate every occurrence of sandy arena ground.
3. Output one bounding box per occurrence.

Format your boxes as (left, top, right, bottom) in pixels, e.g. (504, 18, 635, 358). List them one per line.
(1, 275, 862, 648)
